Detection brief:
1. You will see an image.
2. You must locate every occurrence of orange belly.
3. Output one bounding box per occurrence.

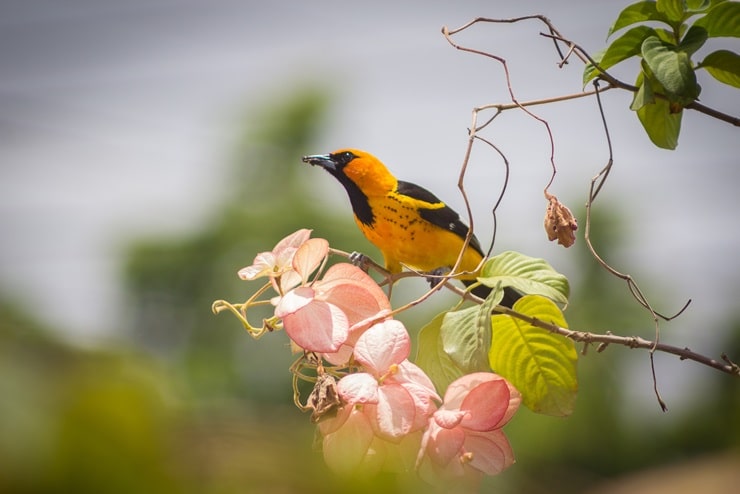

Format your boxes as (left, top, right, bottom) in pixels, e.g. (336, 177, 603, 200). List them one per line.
(356, 196, 483, 278)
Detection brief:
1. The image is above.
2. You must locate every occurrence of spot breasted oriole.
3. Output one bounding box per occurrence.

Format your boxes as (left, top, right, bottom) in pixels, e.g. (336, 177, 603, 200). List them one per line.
(302, 149, 520, 307)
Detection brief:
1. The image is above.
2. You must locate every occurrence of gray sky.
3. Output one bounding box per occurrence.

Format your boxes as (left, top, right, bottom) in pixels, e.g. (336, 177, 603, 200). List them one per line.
(1, 1, 738, 407)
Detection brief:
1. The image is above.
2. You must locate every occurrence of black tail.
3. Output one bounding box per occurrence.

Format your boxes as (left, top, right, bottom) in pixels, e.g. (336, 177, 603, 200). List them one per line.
(464, 280, 521, 309)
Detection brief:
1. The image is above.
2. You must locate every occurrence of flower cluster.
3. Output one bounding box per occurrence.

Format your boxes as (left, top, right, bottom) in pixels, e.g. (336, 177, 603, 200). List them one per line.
(224, 229, 521, 487)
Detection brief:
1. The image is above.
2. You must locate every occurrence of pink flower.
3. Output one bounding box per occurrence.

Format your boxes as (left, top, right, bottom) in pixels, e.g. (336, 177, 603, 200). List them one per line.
(320, 320, 440, 474)
(238, 229, 328, 293)
(320, 407, 424, 477)
(275, 263, 391, 354)
(417, 372, 521, 487)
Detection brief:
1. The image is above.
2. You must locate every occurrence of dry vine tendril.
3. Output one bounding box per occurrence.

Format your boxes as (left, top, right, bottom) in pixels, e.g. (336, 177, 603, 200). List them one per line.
(440, 10, 739, 412)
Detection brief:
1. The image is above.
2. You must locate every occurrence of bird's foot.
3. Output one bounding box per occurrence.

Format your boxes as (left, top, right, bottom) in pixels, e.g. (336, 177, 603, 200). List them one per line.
(349, 251, 371, 272)
(424, 267, 450, 291)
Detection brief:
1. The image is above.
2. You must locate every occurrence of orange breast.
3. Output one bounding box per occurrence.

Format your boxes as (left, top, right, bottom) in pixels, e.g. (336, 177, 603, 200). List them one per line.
(355, 195, 483, 279)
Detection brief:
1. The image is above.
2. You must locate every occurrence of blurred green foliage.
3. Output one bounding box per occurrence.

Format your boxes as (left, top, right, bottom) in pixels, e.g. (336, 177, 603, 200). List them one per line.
(121, 87, 374, 403)
(1, 87, 737, 494)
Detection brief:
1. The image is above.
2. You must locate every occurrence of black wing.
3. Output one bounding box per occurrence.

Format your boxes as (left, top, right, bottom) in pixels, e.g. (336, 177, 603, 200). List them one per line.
(396, 180, 484, 257)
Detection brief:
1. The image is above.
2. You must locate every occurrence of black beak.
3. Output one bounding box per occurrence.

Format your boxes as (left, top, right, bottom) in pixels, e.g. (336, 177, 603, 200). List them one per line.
(302, 154, 336, 171)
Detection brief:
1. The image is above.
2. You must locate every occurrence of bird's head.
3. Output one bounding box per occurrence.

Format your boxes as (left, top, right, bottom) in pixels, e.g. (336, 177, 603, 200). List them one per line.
(302, 149, 396, 196)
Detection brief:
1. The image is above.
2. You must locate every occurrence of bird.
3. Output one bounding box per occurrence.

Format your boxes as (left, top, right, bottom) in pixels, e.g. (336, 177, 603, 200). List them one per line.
(302, 148, 519, 306)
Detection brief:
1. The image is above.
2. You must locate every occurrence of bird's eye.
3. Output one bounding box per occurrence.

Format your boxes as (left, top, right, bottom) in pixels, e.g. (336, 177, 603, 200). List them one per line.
(332, 151, 356, 165)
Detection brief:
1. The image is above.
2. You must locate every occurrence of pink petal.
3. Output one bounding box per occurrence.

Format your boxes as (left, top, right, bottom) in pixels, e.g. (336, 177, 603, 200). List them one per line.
(321, 283, 389, 327)
(292, 238, 329, 282)
(389, 361, 440, 430)
(434, 409, 467, 429)
(443, 372, 501, 410)
(392, 360, 440, 402)
(353, 320, 410, 374)
(320, 263, 391, 311)
(322, 342, 355, 367)
(347, 308, 392, 334)
(322, 311, 393, 367)
(425, 422, 465, 467)
(238, 252, 276, 280)
(273, 229, 312, 264)
(274, 286, 314, 317)
(371, 383, 416, 441)
(459, 379, 510, 432)
(499, 382, 522, 427)
(318, 403, 352, 436)
(337, 373, 379, 405)
(462, 429, 515, 476)
(278, 269, 302, 293)
(281, 299, 348, 353)
(322, 408, 375, 476)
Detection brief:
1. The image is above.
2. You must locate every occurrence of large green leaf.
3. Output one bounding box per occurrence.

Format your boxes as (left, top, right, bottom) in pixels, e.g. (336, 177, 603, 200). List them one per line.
(416, 312, 464, 395)
(607, 1, 670, 37)
(694, 1, 740, 37)
(478, 251, 569, 305)
(584, 26, 656, 85)
(699, 49, 740, 86)
(641, 35, 701, 103)
(417, 290, 503, 394)
(635, 72, 683, 149)
(630, 70, 655, 109)
(679, 25, 709, 55)
(489, 295, 578, 416)
(686, 0, 713, 11)
(440, 304, 491, 375)
(657, 0, 688, 23)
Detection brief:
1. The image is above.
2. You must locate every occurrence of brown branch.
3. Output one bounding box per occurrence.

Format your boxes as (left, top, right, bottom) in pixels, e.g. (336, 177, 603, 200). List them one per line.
(443, 21, 560, 193)
(474, 85, 614, 114)
(498, 305, 740, 377)
(439, 282, 740, 377)
(539, 32, 740, 127)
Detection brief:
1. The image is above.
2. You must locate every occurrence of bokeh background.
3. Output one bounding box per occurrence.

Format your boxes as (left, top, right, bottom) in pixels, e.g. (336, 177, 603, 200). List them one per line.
(1, 1, 738, 492)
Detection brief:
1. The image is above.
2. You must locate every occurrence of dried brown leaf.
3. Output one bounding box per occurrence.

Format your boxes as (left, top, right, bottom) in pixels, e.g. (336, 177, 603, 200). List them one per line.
(544, 191, 578, 248)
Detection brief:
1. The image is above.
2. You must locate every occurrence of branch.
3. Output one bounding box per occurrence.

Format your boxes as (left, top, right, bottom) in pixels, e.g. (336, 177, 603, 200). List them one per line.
(539, 32, 740, 127)
(428, 280, 736, 377)
(497, 305, 740, 377)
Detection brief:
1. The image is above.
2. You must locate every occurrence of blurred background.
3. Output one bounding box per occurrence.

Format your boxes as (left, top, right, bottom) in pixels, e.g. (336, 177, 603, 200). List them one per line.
(1, 1, 738, 492)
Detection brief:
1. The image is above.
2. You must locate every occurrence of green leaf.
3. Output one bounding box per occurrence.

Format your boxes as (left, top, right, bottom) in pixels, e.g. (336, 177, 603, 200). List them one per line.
(416, 288, 505, 394)
(631, 70, 655, 109)
(686, 0, 712, 12)
(608, 1, 670, 37)
(584, 26, 657, 85)
(657, 0, 688, 22)
(478, 251, 570, 305)
(679, 25, 708, 54)
(489, 295, 578, 416)
(635, 77, 684, 149)
(655, 27, 679, 43)
(416, 312, 465, 394)
(641, 35, 701, 102)
(440, 304, 491, 375)
(694, 1, 740, 37)
(699, 49, 740, 86)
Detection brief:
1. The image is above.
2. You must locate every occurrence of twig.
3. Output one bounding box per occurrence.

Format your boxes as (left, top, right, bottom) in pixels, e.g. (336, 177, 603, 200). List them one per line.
(442, 22, 560, 192)
(539, 32, 740, 127)
(498, 305, 740, 377)
(439, 282, 739, 377)
(475, 85, 614, 114)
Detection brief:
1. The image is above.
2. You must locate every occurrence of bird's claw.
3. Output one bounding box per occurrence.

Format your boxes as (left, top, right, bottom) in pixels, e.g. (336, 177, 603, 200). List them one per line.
(424, 267, 450, 291)
(349, 251, 371, 272)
